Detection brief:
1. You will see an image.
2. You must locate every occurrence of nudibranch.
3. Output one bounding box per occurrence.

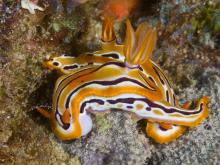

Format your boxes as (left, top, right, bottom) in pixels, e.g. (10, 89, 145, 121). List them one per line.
(38, 17, 209, 143)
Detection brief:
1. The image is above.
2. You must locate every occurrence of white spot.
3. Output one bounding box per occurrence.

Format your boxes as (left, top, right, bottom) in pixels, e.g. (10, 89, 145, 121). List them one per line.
(79, 113, 93, 136)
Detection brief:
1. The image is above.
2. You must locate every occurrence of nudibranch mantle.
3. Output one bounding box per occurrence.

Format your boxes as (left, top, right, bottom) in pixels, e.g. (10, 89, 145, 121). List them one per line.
(38, 17, 209, 144)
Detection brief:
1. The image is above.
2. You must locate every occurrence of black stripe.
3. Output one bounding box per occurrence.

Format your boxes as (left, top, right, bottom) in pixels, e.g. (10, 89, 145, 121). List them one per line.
(139, 72, 156, 90)
(149, 76, 156, 84)
(56, 62, 125, 96)
(173, 94, 176, 106)
(159, 125, 168, 131)
(153, 64, 172, 88)
(80, 99, 105, 113)
(64, 95, 204, 129)
(64, 77, 154, 108)
(153, 66, 165, 85)
(56, 62, 154, 116)
(80, 95, 203, 115)
(166, 90, 170, 102)
(139, 67, 144, 71)
(102, 53, 119, 59)
(55, 61, 138, 107)
(63, 65, 78, 70)
(106, 98, 203, 115)
(86, 53, 94, 56)
(55, 112, 70, 130)
(54, 62, 126, 115)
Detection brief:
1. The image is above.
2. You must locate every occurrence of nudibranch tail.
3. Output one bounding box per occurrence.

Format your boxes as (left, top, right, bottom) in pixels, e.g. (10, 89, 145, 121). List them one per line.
(145, 100, 193, 144)
(146, 96, 209, 143)
(146, 122, 186, 144)
(102, 17, 116, 42)
(143, 96, 209, 127)
(124, 20, 157, 65)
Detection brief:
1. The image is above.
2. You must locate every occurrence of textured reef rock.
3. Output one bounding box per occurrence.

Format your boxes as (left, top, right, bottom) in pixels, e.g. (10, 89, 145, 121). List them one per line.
(0, 0, 219, 164)
(62, 112, 155, 164)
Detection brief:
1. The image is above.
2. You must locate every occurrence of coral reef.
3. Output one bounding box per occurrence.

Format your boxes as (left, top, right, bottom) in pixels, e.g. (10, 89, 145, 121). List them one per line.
(0, 0, 219, 164)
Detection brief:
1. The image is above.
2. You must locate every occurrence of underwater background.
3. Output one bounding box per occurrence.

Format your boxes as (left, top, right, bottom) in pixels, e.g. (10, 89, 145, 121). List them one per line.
(0, 0, 219, 164)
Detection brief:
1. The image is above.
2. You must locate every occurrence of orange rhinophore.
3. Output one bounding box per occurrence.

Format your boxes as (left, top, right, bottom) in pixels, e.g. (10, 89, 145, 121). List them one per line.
(37, 18, 210, 143)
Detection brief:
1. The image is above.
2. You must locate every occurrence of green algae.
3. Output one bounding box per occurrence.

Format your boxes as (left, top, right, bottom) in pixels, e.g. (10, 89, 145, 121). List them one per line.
(191, 1, 220, 48)
(192, 1, 220, 33)
(52, 17, 78, 32)
(95, 113, 112, 134)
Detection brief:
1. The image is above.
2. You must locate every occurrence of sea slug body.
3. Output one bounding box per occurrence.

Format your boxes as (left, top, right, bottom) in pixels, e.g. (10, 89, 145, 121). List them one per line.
(37, 17, 209, 143)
